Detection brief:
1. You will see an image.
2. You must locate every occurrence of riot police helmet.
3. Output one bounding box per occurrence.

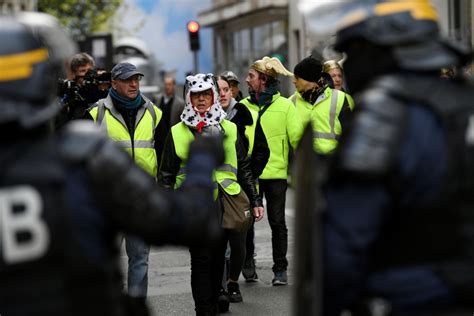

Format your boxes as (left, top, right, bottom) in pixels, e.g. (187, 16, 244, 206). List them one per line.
(0, 12, 76, 129)
(302, 0, 471, 72)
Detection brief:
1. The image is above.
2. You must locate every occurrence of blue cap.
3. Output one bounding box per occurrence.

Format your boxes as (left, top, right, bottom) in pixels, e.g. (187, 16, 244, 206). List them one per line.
(111, 62, 144, 80)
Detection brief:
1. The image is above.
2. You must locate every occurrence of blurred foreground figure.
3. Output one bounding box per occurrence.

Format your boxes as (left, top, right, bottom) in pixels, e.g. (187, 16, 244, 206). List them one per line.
(298, 1, 474, 315)
(0, 13, 221, 316)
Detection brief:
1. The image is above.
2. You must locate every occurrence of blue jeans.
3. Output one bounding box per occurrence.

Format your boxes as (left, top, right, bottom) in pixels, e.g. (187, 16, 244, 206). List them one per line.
(125, 235, 150, 298)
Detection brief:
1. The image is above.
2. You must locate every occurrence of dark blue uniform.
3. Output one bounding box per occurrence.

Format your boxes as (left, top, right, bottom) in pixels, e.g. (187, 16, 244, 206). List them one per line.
(324, 74, 474, 315)
(0, 122, 220, 316)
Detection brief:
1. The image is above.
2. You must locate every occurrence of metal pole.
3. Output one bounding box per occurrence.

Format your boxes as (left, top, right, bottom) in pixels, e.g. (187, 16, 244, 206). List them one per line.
(193, 51, 199, 74)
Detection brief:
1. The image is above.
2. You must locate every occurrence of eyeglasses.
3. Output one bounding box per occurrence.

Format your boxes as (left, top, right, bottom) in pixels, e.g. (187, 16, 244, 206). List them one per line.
(191, 90, 213, 98)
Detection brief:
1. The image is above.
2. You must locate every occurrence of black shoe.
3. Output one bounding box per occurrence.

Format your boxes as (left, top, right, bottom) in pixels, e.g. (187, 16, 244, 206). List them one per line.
(272, 270, 288, 286)
(217, 289, 230, 313)
(242, 258, 258, 282)
(126, 296, 149, 316)
(227, 282, 243, 303)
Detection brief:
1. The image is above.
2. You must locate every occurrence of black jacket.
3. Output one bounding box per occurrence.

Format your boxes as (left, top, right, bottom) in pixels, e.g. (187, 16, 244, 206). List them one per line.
(0, 121, 219, 316)
(159, 122, 263, 209)
(228, 102, 269, 179)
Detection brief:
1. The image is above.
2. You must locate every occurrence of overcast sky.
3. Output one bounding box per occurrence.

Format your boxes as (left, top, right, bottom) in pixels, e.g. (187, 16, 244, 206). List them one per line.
(123, 0, 213, 83)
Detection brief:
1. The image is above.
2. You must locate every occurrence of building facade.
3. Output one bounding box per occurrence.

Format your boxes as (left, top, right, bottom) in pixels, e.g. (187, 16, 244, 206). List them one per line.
(199, 0, 474, 90)
(0, 0, 36, 12)
(198, 0, 292, 95)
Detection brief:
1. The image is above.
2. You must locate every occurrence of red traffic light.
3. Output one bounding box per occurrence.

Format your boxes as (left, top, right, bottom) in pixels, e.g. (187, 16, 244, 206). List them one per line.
(187, 21, 200, 33)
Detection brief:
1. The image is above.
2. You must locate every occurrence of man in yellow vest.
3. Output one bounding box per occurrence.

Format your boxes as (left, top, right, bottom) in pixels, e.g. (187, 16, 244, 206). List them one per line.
(86, 62, 165, 304)
(290, 56, 353, 154)
(240, 57, 304, 285)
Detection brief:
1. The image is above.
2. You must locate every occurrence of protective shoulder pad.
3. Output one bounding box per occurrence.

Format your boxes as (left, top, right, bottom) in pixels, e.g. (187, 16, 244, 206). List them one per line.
(375, 74, 474, 118)
(335, 86, 407, 177)
(59, 120, 108, 163)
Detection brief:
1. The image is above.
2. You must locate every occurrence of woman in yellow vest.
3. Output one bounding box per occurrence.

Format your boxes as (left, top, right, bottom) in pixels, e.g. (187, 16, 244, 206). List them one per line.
(159, 73, 264, 315)
(216, 75, 269, 304)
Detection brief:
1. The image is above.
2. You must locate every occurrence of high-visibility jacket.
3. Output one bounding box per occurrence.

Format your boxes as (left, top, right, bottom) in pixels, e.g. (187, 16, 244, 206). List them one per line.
(346, 93, 355, 111)
(241, 92, 303, 179)
(290, 87, 348, 154)
(171, 120, 240, 198)
(89, 95, 161, 177)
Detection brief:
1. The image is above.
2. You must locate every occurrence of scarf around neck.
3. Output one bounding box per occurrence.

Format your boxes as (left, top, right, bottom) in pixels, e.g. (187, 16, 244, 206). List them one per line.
(224, 98, 238, 121)
(249, 83, 279, 108)
(301, 84, 327, 105)
(109, 88, 143, 110)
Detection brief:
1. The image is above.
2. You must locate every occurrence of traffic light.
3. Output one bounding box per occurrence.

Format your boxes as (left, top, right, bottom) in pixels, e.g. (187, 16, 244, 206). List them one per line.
(187, 20, 200, 51)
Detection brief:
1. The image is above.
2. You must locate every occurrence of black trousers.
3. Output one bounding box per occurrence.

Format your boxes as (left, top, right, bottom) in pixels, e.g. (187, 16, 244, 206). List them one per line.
(246, 179, 288, 272)
(226, 228, 247, 281)
(189, 227, 227, 315)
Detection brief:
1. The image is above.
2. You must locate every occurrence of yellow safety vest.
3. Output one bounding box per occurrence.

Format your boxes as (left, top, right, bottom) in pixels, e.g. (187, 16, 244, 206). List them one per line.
(171, 120, 241, 198)
(291, 87, 348, 154)
(241, 93, 303, 179)
(346, 93, 355, 111)
(89, 95, 161, 176)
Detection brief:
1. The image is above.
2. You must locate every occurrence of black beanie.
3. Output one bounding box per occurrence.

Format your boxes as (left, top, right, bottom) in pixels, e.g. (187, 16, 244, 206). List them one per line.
(293, 56, 323, 82)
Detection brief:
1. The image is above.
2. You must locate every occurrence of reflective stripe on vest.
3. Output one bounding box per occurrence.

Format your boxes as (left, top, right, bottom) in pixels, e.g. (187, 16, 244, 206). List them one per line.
(293, 88, 346, 154)
(177, 163, 237, 188)
(89, 95, 161, 176)
(314, 89, 341, 140)
(171, 120, 241, 198)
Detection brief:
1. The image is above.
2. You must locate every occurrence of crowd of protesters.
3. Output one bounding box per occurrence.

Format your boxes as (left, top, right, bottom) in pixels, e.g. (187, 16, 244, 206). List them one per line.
(6, 2, 474, 314)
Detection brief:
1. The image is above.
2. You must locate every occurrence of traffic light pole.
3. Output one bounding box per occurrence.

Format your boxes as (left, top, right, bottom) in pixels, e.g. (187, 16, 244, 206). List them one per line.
(193, 51, 199, 74)
(187, 20, 200, 74)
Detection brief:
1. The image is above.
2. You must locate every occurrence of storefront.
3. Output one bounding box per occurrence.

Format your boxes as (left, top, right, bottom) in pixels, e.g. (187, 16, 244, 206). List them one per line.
(198, 0, 293, 95)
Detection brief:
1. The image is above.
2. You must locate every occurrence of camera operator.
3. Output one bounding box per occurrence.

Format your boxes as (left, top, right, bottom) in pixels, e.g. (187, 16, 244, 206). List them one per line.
(55, 53, 111, 129)
(70, 52, 95, 84)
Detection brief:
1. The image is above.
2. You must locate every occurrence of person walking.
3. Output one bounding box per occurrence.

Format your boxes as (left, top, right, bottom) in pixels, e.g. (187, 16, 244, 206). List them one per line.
(159, 73, 263, 315)
(290, 56, 353, 154)
(86, 61, 166, 303)
(240, 57, 304, 285)
(216, 76, 269, 303)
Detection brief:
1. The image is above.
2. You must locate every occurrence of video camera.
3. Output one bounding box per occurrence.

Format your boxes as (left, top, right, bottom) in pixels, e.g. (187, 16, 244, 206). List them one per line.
(57, 69, 111, 122)
(58, 69, 111, 107)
